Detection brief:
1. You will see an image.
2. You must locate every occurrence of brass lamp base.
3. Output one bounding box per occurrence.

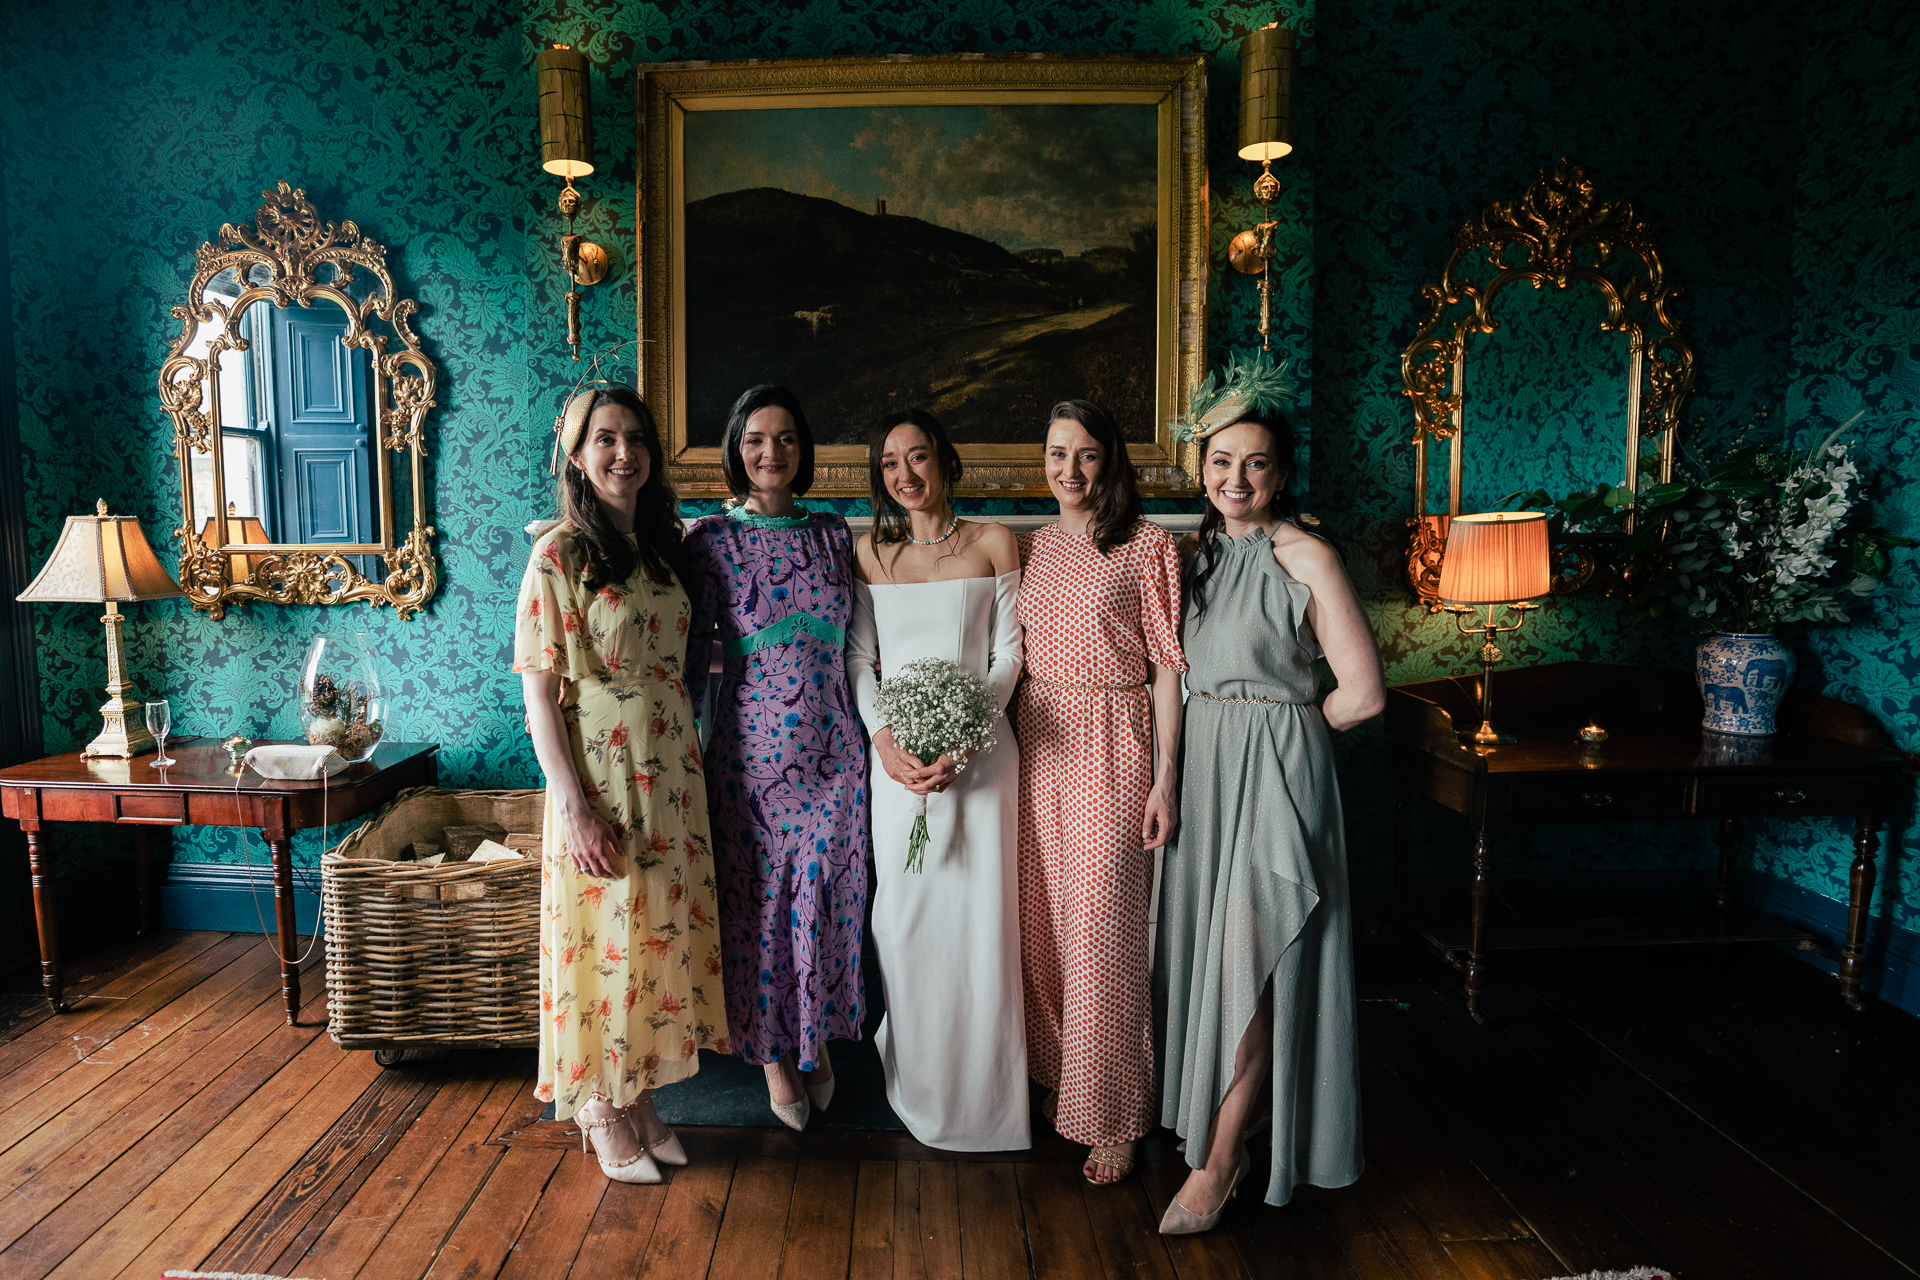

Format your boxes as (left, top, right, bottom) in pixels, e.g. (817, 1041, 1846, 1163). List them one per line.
(78, 603, 157, 759)
(1445, 601, 1539, 750)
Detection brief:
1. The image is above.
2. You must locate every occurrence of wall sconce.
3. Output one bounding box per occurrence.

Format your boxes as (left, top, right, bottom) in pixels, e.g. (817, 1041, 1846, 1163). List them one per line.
(1436, 511, 1551, 748)
(1227, 22, 1296, 352)
(539, 43, 610, 360)
(16, 501, 183, 757)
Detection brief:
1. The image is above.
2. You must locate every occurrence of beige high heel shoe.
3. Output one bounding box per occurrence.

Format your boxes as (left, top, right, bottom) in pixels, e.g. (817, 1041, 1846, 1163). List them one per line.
(576, 1099, 663, 1184)
(1158, 1148, 1249, 1235)
(804, 1071, 835, 1113)
(625, 1095, 688, 1166)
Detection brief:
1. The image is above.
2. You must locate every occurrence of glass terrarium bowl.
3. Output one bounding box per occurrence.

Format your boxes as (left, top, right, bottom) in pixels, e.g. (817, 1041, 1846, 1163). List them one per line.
(299, 634, 388, 764)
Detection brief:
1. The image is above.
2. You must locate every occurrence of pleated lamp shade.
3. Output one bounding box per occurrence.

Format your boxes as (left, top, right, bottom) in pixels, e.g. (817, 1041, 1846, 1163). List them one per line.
(17, 502, 182, 604)
(1237, 23, 1296, 162)
(1436, 511, 1552, 604)
(537, 45, 594, 179)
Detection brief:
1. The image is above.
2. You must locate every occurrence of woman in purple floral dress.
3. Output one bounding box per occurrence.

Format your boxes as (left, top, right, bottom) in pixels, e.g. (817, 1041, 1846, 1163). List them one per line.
(685, 385, 871, 1131)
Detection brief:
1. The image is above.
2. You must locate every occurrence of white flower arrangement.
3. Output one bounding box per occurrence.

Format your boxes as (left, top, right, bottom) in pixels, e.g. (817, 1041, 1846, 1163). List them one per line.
(875, 657, 999, 873)
(1633, 410, 1913, 632)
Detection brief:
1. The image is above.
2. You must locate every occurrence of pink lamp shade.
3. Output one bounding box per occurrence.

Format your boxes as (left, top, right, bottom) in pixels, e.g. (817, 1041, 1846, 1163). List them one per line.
(1436, 511, 1552, 604)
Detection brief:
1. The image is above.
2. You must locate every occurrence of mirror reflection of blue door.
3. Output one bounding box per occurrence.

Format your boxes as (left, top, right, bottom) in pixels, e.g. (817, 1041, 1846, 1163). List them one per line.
(256, 303, 375, 552)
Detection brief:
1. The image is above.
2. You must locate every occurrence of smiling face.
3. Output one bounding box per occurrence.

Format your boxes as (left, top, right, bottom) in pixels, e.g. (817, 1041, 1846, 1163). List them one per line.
(1202, 420, 1286, 527)
(880, 423, 947, 514)
(570, 402, 652, 517)
(1045, 417, 1103, 514)
(739, 406, 802, 497)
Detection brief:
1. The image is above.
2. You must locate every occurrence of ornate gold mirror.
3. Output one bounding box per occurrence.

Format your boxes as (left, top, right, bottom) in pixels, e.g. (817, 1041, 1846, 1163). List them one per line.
(159, 182, 438, 619)
(1403, 160, 1694, 607)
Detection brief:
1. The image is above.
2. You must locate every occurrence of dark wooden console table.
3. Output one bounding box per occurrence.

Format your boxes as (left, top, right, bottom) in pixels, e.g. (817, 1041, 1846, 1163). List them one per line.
(1388, 662, 1903, 1022)
(1, 737, 437, 1024)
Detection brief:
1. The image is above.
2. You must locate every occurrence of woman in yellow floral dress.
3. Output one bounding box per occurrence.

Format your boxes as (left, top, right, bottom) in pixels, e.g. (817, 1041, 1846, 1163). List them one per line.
(514, 386, 727, 1184)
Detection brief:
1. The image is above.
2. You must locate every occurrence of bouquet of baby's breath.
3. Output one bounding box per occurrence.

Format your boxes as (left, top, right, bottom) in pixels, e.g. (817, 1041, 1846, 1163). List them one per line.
(876, 658, 998, 873)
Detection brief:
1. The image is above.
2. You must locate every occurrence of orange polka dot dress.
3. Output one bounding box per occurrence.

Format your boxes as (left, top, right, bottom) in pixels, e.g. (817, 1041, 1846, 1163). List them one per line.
(1016, 521, 1187, 1147)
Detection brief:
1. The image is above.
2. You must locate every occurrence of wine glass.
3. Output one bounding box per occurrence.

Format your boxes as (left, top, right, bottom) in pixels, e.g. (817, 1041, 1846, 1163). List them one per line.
(145, 699, 174, 768)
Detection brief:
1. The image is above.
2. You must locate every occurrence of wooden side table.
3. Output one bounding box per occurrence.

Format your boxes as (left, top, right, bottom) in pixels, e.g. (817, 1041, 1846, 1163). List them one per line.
(1388, 662, 1904, 1022)
(1, 737, 437, 1024)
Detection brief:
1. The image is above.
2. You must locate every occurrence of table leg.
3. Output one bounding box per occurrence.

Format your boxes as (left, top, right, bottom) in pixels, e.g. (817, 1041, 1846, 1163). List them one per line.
(1717, 817, 1737, 912)
(1393, 791, 1410, 923)
(133, 827, 153, 935)
(1841, 815, 1880, 1012)
(1467, 822, 1493, 1024)
(268, 836, 301, 1024)
(25, 824, 65, 1012)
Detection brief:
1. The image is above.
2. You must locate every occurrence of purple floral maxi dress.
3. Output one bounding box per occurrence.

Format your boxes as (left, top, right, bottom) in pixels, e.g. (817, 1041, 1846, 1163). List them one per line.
(685, 509, 871, 1068)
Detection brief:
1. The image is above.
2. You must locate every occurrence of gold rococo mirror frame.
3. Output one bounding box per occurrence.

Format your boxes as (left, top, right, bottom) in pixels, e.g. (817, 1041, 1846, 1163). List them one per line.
(1402, 159, 1695, 608)
(158, 182, 438, 620)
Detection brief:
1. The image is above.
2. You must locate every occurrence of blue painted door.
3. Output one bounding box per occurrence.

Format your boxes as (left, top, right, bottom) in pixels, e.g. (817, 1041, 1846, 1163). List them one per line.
(263, 303, 374, 548)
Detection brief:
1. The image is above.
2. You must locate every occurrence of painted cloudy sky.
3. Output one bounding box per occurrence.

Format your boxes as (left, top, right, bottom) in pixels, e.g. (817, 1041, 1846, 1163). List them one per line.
(683, 103, 1158, 256)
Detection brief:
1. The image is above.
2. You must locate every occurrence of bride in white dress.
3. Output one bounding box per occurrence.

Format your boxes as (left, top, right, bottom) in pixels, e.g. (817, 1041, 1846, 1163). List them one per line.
(847, 410, 1031, 1152)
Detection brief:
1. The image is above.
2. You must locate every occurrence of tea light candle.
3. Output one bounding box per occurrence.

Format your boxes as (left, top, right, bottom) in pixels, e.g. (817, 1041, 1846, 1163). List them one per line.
(1579, 723, 1609, 745)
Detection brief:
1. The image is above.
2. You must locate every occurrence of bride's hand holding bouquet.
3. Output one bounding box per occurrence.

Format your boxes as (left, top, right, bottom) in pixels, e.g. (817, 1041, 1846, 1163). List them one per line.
(874, 657, 999, 873)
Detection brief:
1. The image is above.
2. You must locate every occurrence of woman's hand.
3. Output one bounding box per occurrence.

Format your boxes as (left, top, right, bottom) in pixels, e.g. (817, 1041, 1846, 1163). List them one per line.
(558, 796, 624, 879)
(916, 752, 961, 795)
(1141, 777, 1177, 849)
(874, 727, 929, 788)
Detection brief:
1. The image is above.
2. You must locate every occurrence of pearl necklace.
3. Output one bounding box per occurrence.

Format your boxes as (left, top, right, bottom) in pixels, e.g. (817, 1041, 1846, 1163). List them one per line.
(908, 515, 961, 545)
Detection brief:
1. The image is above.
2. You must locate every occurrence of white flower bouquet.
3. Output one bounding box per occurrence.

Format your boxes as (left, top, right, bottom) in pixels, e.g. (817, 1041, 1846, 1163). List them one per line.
(876, 657, 999, 873)
(1631, 410, 1914, 631)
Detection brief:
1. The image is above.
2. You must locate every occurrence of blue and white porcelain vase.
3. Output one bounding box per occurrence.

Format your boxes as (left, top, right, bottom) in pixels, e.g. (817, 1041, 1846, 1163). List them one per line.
(1695, 632, 1795, 737)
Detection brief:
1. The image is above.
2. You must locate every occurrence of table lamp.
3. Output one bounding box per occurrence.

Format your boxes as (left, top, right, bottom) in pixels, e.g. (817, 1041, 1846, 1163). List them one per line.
(1436, 511, 1552, 747)
(16, 500, 184, 757)
(198, 502, 273, 581)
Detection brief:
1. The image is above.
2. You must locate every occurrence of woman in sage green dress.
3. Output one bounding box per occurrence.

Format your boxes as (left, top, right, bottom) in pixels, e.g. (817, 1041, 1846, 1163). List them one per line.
(1153, 409, 1385, 1233)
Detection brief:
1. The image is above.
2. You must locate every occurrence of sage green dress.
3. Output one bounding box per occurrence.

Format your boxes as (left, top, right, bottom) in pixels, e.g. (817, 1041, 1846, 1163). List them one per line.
(1153, 527, 1362, 1206)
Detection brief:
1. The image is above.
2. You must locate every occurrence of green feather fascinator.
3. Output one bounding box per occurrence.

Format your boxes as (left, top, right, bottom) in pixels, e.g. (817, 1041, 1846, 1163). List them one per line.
(1169, 348, 1299, 443)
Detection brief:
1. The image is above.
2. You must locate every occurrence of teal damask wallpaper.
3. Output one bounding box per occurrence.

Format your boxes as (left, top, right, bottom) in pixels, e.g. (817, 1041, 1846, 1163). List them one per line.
(1, 1, 1914, 948)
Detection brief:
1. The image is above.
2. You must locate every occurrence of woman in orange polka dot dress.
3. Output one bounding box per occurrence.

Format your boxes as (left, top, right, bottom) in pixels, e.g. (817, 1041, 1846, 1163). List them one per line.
(1017, 399, 1187, 1185)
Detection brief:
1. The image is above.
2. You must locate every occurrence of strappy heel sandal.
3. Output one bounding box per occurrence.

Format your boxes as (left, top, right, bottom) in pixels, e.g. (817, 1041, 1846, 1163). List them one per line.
(577, 1102, 663, 1184)
(625, 1095, 688, 1166)
(1084, 1145, 1136, 1186)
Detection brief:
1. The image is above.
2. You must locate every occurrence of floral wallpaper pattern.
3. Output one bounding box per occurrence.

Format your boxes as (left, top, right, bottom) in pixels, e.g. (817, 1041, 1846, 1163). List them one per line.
(2, 0, 1913, 942)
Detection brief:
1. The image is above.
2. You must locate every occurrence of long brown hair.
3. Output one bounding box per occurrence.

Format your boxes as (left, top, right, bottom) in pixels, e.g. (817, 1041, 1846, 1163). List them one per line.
(1049, 398, 1141, 555)
(868, 409, 963, 549)
(559, 387, 687, 591)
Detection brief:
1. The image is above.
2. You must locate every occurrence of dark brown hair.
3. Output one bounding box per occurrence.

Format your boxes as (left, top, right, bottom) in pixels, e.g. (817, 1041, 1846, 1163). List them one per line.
(721, 385, 815, 500)
(1186, 411, 1311, 621)
(1049, 398, 1141, 555)
(867, 410, 963, 549)
(559, 386, 687, 591)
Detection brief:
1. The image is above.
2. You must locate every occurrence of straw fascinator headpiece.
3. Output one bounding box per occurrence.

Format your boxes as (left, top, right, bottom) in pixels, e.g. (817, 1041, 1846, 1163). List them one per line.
(547, 341, 641, 475)
(1169, 348, 1299, 444)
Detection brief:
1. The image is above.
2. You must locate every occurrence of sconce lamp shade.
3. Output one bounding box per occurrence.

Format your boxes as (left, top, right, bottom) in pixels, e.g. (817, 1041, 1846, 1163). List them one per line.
(1436, 511, 1552, 604)
(198, 503, 273, 580)
(1237, 23, 1296, 162)
(17, 502, 182, 604)
(537, 44, 594, 179)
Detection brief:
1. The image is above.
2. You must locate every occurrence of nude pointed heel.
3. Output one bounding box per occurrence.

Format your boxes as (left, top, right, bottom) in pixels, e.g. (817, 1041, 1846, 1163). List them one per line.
(1158, 1150, 1249, 1235)
(576, 1107, 663, 1184)
(805, 1073, 836, 1113)
(770, 1095, 811, 1131)
(646, 1126, 689, 1166)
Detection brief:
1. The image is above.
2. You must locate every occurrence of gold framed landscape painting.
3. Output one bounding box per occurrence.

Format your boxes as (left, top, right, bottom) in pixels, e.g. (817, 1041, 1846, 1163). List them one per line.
(637, 54, 1208, 497)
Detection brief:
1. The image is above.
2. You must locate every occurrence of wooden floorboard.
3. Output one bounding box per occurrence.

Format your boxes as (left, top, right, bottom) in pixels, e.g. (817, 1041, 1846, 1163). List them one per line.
(1, 934, 1913, 1279)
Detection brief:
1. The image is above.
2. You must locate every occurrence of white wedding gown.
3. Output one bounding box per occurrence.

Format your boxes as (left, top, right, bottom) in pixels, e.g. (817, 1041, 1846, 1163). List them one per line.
(848, 569, 1031, 1151)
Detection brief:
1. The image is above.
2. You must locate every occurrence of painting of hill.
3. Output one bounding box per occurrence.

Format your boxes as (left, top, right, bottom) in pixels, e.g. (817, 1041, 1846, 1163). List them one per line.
(680, 103, 1160, 448)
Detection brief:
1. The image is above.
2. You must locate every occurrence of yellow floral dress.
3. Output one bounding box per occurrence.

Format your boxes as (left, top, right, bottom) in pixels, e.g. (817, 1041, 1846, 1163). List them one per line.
(512, 524, 728, 1118)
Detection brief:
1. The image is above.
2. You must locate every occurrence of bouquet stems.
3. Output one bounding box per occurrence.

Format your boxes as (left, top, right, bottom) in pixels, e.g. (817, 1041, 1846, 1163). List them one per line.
(907, 793, 929, 874)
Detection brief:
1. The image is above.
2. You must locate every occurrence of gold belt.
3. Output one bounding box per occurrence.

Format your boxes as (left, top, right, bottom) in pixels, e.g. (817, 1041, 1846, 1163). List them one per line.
(1025, 674, 1147, 693)
(1190, 689, 1291, 705)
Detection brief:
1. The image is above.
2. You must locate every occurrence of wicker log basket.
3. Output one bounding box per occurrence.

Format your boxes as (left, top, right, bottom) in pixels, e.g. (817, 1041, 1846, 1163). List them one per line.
(323, 787, 544, 1059)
